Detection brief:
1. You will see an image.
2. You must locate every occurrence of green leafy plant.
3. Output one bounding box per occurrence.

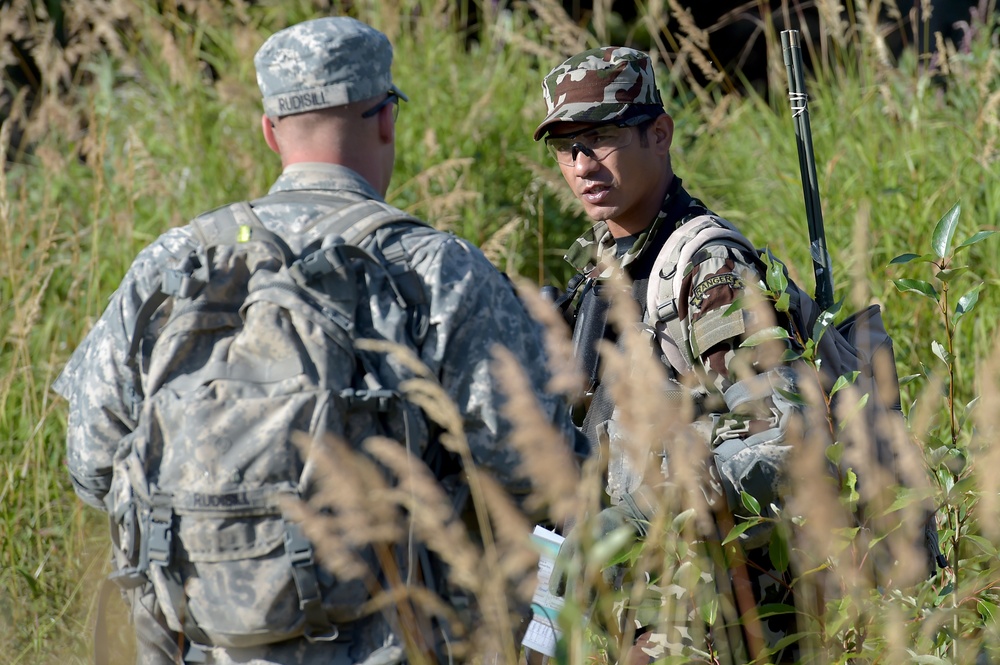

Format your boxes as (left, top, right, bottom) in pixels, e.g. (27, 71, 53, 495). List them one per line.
(890, 202, 999, 662)
(5, 0, 1000, 662)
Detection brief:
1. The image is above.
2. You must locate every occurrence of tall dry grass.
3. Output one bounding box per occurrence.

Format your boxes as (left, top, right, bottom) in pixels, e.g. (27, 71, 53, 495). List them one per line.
(3, 0, 1000, 662)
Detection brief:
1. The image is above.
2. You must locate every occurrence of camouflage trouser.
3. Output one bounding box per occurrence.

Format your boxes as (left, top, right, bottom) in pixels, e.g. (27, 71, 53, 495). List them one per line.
(609, 562, 798, 665)
(193, 637, 405, 665)
(126, 583, 406, 665)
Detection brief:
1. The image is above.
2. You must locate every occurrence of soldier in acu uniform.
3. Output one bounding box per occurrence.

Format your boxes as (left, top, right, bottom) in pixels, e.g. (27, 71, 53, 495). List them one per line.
(54, 16, 583, 665)
(536, 47, 807, 664)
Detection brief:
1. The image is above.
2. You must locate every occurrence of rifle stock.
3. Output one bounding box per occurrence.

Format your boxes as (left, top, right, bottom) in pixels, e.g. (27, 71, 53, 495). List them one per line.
(781, 29, 835, 310)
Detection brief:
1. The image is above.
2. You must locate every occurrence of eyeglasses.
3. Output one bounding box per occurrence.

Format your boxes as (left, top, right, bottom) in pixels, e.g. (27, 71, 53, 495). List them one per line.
(545, 115, 654, 166)
(362, 91, 401, 121)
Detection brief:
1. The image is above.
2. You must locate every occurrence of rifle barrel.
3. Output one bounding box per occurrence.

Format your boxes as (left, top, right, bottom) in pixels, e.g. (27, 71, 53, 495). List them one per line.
(781, 29, 835, 310)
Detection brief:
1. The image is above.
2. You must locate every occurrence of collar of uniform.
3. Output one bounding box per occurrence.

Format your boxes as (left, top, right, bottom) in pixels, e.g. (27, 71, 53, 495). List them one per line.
(268, 162, 383, 201)
(564, 176, 694, 277)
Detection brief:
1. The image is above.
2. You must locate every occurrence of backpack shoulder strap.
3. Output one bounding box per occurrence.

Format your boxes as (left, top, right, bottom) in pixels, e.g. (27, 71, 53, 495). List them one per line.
(645, 214, 760, 375)
(308, 200, 434, 314)
(322, 199, 428, 246)
(245, 191, 428, 247)
(195, 202, 297, 265)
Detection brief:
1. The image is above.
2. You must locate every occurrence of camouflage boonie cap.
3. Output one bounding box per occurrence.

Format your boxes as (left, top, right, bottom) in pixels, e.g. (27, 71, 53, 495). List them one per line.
(534, 46, 663, 140)
(254, 16, 408, 118)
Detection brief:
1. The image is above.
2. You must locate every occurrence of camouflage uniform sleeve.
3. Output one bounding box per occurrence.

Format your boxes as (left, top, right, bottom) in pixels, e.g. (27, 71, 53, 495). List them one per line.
(678, 241, 800, 547)
(408, 234, 581, 494)
(52, 227, 197, 511)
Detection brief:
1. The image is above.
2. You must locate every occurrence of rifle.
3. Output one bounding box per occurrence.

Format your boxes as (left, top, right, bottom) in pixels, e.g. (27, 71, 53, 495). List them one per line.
(781, 29, 835, 310)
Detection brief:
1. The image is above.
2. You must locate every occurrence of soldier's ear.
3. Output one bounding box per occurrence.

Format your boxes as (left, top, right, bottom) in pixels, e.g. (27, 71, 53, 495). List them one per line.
(652, 113, 673, 155)
(377, 103, 394, 145)
(262, 114, 280, 154)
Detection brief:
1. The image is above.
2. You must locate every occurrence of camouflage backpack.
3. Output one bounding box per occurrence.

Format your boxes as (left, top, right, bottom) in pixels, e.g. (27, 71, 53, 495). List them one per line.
(645, 213, 945, 575)
(104, 197, 428, 651)
(645, 214, 900, 440)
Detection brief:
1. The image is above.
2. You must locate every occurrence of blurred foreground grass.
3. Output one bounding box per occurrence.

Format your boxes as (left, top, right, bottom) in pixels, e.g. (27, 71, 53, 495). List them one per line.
(2, 0, 999, 662)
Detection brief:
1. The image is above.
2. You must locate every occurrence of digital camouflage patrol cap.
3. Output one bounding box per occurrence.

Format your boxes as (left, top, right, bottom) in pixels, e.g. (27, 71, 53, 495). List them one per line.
(534, 46, 663, 140)
(254, 16, 408, 118)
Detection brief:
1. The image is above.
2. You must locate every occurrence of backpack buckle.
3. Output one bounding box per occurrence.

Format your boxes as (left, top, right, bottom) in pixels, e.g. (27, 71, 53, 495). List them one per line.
(655, 300, 678, 323)
(284, 522, 315, 568)
(145, 502, 174, 567)
(293, 247, 345, 283)
(108, 565, 149, 590)
(284, 520, 338, 641)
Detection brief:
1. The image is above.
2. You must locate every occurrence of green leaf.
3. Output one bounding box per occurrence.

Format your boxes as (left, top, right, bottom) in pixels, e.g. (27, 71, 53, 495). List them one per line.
(774, 290, 790, 313)
(829, 371, 860, 397)
(931, 201, 962, 259)
(740, 326, 790, 348)
(589, 527, 636, 569)
(965, 535, 998, 557)
(842, 468, 859, 504)
(771, 632, 808, 651)
(723, 295, 746, 317)
(764, 254, 788, 294)
(826, 298, 844, 317)
(798, 338, 816, 362)
(741, 491, 761, 516)
(811, 308, 837, 342)
(931, 340, 952, 365)
(888, 252, 923, 265)
(947, 474, 977, 499)
(834, 391, 870, 426)
(879, 486, 937, 515)
(898, 373, 920, 386)
(953, 284, 983, 324)
(671, 508, 697, 532)
(769, 527, 790, 572)
(955, 229, 997, 250)
(936, 466, 955, 492)
(978, 600, 1000, 624)
(936, 266, 969, 283)
(825, 441, 844, 465)
(722, 519, 760, 545)
(775, 387, 808, 406)
(959, 396, 980, 430)
(756, 603, 797, 619)
(926, 445, 950, 468)
(906, 652, 952, 665)
(780, 348, 802, 363)
(834, 526, 862, 540)
(605, 539, 644, 568)
(699, 596, 719, 625)
(892, 278, 939, 300)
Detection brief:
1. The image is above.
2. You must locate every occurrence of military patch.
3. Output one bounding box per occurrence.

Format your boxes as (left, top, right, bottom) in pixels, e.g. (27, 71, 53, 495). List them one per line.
(690, 273, 744, 308)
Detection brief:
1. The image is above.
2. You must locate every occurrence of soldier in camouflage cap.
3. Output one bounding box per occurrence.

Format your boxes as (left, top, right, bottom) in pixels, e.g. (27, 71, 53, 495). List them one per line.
(254, 16, 407, 118)
(538, 47, 808, 663)
(53, 16, 584, 665)
(533, 46, 663, 140)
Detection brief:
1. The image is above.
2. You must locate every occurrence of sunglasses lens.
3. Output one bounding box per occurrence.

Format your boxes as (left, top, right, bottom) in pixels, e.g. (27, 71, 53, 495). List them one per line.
(545, 139, 575, 165)
(545, 125, 635, 165)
